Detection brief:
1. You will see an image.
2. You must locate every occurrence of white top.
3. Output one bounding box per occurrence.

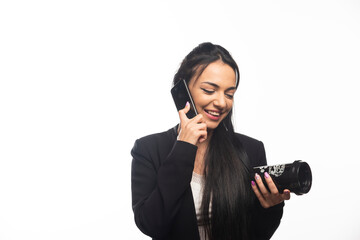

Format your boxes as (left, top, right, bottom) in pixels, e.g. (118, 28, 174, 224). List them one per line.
(190, 172, 210, 240)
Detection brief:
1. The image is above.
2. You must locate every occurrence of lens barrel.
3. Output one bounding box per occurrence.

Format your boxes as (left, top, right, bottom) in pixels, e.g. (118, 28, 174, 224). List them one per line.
(253, 160, 312, 195)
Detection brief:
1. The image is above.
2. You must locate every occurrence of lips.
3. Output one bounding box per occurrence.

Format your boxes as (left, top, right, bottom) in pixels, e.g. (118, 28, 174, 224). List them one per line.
(204, 109, 222, 120)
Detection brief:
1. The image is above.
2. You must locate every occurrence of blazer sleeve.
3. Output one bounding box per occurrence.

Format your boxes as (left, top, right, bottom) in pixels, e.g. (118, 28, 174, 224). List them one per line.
(250, 141, 284, 240)
(131, 138, 197, 239)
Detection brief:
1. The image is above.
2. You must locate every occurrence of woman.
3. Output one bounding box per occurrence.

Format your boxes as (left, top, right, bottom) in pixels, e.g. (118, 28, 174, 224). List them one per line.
(131, 42, 290, 240)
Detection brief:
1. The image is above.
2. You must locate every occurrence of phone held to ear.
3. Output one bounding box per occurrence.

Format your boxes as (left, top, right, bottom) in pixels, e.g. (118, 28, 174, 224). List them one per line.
(171, 79, 198, 119)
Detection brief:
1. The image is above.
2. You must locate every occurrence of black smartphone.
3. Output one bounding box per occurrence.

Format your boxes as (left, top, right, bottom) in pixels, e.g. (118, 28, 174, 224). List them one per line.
(171, 79, 198, 119)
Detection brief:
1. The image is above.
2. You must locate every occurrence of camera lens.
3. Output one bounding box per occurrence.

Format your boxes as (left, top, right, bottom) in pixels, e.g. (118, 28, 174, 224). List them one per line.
(298, 162, 312, 195)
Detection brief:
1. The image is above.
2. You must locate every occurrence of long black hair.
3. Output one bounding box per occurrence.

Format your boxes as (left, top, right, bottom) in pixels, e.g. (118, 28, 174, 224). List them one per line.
(173, 42, 254, 240)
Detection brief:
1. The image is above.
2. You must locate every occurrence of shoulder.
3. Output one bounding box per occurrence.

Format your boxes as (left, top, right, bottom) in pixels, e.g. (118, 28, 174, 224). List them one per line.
(235, 132, 262, 145)
(131, 126, 178, 165)
(234, 132, 267, 167)
(131, 125, 197, 172)
(133, 126, 177, 148)
(234, 132, 264, 150)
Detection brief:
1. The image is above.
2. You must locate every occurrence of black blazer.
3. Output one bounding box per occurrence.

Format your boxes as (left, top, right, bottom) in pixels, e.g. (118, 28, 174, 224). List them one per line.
(131, 126, 284, 240)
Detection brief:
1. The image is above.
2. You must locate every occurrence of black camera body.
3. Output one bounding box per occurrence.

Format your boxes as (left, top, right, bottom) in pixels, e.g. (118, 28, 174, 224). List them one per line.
(253, 160, 312, 195)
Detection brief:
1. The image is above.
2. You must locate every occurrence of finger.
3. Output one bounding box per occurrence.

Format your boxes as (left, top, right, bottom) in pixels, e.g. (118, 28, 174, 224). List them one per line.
(263, 172, 280, 195)
(282, 189, 291, 200)
(254, 173, 270, 198)
(251, 181, 269, 208)
(198, 129, 208, 143)
(191, 113, 205, 124)
(196, 122, 207, 130)
(193, 123, 207, 142)
(178, 102, 191, 122)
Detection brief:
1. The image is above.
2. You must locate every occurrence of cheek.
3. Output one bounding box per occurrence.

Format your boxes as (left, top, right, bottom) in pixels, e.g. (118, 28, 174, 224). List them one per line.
(226, 99, 234, 110)
(192, 93, 209, 107)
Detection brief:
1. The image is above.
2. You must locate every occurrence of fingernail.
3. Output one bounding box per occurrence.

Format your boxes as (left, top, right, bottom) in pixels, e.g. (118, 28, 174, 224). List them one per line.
(251, 181, 256, 186)
(185, 101, 189, 107)
(284, 190, 290, 194)
(255, 173, 260, 180)
(264, 172, 270, 179)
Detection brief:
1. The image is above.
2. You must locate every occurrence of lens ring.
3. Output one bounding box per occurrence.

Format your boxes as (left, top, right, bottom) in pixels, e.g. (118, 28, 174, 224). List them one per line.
(298, 162, 312, 194)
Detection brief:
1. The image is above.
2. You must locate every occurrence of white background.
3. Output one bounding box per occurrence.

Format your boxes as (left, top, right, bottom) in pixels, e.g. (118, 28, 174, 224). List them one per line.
(1, 0, 359, 239)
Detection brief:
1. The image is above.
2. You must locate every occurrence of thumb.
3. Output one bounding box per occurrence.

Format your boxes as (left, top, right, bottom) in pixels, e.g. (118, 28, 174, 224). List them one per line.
(178, 101, 190, 122)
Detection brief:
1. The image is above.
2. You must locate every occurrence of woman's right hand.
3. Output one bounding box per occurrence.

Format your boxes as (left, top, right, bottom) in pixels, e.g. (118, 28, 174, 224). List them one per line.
(178, 102, 207, 145)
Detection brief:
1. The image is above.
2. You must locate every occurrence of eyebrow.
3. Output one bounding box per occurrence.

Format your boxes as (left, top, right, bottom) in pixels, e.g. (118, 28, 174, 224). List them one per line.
(201, 81, 237, 91)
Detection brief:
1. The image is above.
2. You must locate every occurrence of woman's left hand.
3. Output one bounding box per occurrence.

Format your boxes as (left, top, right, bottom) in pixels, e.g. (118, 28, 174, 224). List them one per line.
(251, 172, 291, 209)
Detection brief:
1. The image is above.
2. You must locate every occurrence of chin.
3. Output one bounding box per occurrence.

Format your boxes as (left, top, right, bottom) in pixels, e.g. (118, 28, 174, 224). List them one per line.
(207, 122, 221, 130)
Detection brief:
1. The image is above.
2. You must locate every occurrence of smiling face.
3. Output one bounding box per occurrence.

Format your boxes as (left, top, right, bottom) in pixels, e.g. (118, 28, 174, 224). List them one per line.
(188, 60, 237, 130)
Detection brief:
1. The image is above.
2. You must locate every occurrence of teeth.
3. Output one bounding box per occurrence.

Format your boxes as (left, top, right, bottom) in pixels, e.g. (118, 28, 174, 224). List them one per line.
(208, 111, 220, 116)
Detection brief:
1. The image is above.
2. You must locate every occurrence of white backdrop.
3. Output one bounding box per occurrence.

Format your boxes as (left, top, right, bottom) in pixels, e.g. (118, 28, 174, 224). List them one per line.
(1, 0, 359, 239)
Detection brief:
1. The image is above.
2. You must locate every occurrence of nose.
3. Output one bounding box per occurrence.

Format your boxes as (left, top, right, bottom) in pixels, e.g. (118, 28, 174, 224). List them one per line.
(213, 93, 226, 109)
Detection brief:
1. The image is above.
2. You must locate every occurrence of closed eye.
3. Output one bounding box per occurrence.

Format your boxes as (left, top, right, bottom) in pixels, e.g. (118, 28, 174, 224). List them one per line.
(226, 93, 234, 99)
(201, 88, 215, 94)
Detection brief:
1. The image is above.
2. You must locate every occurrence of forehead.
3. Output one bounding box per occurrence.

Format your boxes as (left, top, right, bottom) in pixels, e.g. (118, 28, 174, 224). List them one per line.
(189, 61, 236, 88)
